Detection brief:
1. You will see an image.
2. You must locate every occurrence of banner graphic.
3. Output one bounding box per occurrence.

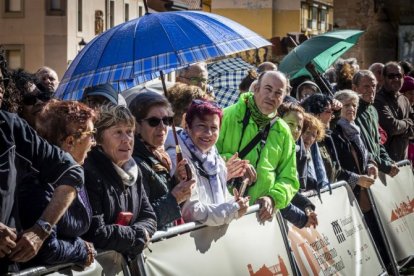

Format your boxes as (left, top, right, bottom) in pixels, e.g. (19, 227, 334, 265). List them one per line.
(286, 184, 385, 276)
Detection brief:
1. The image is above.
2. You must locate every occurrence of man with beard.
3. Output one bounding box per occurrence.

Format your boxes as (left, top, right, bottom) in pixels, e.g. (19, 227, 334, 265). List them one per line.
(353, 70, 399, 176)
(374, 62, 414, 161)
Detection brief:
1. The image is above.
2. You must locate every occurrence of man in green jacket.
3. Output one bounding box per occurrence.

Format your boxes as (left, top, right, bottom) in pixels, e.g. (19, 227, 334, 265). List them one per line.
(217, 70, 299, 222)
(353, 70, 399, 176)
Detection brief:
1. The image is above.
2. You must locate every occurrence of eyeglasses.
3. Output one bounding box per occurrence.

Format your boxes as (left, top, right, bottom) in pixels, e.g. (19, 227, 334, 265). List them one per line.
(141, 116, 173, 127)
(74, 128, 97, 139)
(386, 73, 403, 80)
(22, 92, 52, 106)
(183, 76, 207, 84)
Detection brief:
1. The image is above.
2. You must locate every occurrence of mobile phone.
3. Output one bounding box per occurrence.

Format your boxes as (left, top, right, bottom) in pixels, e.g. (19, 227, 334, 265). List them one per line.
(116, 212, 133, 226)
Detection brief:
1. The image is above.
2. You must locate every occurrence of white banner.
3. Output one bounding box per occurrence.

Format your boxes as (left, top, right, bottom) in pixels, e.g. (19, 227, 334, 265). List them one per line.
(143, 209, 293, 276)
(370, 163, 414, 261)
(286, 184, 385, 276)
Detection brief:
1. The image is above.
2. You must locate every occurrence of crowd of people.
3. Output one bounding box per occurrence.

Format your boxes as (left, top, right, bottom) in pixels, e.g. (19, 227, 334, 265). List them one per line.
(1, 47, 413, 274)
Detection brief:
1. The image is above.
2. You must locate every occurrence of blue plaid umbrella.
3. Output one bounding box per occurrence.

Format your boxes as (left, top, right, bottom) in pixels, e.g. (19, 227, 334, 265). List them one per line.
(207, 57, 255, 108)
(56, 11, 271, 100)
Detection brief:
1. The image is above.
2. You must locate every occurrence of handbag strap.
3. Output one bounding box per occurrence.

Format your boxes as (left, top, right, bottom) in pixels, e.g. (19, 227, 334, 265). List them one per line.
(238, 121, 272, 159)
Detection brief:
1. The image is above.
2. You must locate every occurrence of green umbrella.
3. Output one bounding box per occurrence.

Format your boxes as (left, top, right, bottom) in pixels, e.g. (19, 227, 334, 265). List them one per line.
(279, 30, 364, 80)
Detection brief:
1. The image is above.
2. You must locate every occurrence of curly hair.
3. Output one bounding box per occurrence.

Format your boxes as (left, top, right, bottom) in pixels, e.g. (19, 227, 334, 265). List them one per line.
(302, 113, 326, 142)
(36, 100, 97, 147)
(300, 94, 333, 115)
(166, 83, 207, 126)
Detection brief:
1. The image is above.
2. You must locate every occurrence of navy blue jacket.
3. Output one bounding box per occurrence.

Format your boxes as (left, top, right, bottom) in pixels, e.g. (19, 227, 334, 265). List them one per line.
(0, 111, 84, 273)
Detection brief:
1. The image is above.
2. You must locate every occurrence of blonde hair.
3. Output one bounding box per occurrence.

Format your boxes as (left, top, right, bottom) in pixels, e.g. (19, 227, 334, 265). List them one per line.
(302, 113, 325, 142)
(95, 104, 135, 144)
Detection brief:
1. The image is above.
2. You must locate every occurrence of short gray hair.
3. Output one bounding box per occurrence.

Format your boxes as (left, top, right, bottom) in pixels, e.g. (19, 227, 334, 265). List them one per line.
(334, 89, 359, 106)
(352, 70, 376, 86)
(95, 104, 135, 143)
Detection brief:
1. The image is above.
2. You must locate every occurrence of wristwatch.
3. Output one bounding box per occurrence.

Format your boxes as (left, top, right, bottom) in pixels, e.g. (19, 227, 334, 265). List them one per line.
(35, 219, 53, 236)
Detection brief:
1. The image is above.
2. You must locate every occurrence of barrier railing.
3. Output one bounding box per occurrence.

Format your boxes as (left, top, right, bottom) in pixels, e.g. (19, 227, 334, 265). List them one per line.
(13, 162, 414, 275)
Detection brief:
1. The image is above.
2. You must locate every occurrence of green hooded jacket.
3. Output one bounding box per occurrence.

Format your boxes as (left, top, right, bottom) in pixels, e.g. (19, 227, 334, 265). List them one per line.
(217, 93, 299, 209)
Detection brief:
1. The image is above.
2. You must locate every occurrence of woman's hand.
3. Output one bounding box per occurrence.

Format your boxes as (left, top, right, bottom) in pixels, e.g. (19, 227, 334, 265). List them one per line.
(357, 175, 375, 188)
(233, 188, 250, 218)
(171, 179, 195, 204)
(226, 153, 249, 181)
(367, 165, 378, 179)
(84, 241, 95, 267)
(304, 208, 318, 228)
(175, 159, 190, 181)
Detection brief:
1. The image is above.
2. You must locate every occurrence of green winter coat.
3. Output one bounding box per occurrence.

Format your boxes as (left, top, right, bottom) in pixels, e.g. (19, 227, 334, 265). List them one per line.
(217, 93, 299, 209)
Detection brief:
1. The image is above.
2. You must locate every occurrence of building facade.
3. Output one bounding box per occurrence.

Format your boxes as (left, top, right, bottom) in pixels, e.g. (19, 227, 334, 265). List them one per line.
(210, 0, 333, 63)
(334, 0, 414, 69)
(0, 0, 146, 78)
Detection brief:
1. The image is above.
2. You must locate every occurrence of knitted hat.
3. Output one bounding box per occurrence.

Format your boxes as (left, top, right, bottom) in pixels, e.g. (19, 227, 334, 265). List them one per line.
(401, 76, 414, 93)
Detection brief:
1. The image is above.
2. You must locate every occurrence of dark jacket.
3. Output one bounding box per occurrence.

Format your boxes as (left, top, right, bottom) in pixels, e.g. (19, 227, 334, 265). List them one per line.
(0, 111, 84, 273)
(133, 138, 181, 230)
(280, 193, 315, 229)
(356, 100, 394, 173)
(374, 88, 414, 161)
(83, 147, 156, 259)
(331, 123, 372, 198)
(19, 178, 91, 266)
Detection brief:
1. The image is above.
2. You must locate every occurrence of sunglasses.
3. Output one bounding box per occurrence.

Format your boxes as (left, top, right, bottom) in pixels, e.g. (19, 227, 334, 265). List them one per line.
(141, 116, 173, 127)
(386, 73, 403, 80)
(22, 92, 52, 106)
(184, 76, 207, 84)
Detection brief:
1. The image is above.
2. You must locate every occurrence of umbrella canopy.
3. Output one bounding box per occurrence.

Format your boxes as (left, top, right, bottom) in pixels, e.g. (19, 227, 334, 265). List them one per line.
(207, 57, 255, 108)
(279, 30, 364, 80)
(56, 11, 271, 100)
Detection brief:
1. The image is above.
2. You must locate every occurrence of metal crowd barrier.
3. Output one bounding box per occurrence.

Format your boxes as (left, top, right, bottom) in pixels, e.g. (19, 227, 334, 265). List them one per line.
(14, 164, 414, 275)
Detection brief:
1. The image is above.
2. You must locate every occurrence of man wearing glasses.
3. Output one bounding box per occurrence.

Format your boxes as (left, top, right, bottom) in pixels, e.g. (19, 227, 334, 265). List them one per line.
(374, 62, 414, 162)
(176, 62, 215, 99)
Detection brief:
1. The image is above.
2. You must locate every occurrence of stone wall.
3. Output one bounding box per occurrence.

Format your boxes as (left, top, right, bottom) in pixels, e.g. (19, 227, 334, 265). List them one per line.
(333, 0, 414, 69)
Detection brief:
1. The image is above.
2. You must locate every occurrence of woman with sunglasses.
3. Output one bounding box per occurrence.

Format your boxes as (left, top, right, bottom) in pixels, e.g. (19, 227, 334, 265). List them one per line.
(166, 100, 250, 226)
(18, 100, 97, 268)
(82, 104, 156, 260)
(129, 92, 195, 230)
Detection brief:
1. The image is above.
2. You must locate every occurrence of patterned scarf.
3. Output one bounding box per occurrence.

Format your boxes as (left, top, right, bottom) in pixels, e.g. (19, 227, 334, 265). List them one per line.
(247, 94, 277, 128)
(138, 135, 172, 172)
(179, 129, 226, 203)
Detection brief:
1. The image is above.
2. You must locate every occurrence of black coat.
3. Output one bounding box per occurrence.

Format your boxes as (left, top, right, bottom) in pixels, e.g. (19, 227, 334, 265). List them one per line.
(0, 111, 83, 273)
(133, 138, 181, 230)
(331, 123, 371, 198)
(82, 147, 156, 258)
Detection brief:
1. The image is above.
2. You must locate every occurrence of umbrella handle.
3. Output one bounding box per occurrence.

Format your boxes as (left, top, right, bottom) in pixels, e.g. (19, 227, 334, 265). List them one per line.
(305, 62, 334, 97)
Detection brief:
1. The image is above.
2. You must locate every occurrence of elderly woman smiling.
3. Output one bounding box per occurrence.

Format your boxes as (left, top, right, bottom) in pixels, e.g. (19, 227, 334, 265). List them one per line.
(167, 100, 250, 226)
(83, 105, 156, 259)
